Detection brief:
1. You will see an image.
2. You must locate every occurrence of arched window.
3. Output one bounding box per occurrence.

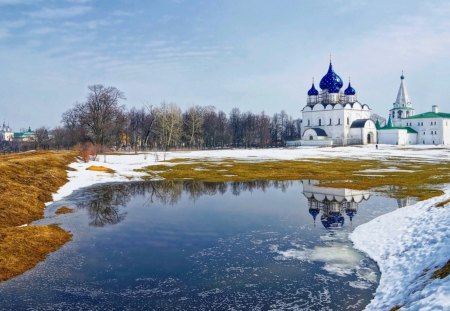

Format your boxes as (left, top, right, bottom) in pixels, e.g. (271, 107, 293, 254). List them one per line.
(338, 118, 341, 125)
(309, 135, 313, 140)
(319, 119, 322, 126)
(307, 119, 310, 126)
(347, 117, 349, 125)
(329, 118, 332, 125)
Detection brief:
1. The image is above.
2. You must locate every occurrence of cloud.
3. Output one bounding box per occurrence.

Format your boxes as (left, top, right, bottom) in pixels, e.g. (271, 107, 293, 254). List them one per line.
(26, 5, 92, 19)
(0, 0, 39, 5)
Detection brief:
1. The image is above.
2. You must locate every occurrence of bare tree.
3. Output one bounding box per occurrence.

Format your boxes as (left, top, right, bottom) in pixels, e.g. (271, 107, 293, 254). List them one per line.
(34, 126, 49, 149)
(155, 102, 182, 151)
(183, 105, 204, 148)
(77, 85, 126, 149)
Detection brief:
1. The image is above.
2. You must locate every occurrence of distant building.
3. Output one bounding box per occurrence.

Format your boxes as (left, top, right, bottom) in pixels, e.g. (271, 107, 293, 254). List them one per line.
(0, 122, 14, 142)
(300, 61, 377, 146)
(378, 74, 450, 145)
(14, 126, 35, 142)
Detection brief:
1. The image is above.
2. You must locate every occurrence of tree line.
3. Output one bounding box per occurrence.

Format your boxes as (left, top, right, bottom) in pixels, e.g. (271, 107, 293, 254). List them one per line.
(6, 84, 303, 152)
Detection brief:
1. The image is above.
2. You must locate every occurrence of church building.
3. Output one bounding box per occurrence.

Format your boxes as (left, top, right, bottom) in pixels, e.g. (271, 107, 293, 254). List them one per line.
(300, 62, 377, 146)
(377, 73, 450, 145)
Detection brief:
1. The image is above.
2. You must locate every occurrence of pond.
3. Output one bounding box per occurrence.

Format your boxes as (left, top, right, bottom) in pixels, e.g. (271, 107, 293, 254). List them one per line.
(0, 180, 410, 310)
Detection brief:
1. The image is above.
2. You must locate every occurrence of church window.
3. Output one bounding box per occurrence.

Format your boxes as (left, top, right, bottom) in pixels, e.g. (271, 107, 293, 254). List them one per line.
(309, 135, 313, 140)
(319, 119, 322, 126)
(338, 118, 341, 125)
(347, 117, 349, 125)
(329, 118, 332, 125)
(307, 119, 310, 126)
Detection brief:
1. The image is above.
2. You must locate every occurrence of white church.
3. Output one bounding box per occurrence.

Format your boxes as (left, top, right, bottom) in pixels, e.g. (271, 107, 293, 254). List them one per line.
(377, 73, 450, 145)
(300, 62, 377, 146)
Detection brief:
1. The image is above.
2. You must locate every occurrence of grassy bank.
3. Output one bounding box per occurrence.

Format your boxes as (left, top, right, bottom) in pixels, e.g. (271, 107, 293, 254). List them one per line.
(138, 157, 450, 201)
(0, 151, 75, 282)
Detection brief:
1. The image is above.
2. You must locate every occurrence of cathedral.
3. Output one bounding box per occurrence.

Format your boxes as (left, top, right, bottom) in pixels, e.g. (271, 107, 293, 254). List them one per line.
(300, 62, 377, 146)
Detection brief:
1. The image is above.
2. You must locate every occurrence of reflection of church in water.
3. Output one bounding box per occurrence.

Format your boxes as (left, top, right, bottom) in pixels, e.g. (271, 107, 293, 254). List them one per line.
(302, 180, 370, 229)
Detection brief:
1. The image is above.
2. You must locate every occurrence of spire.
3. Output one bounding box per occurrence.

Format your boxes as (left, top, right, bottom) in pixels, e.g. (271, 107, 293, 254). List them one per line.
(395, 71, 411, 107)
(375, 119, 381, 130)
(385, 116, 393, 128)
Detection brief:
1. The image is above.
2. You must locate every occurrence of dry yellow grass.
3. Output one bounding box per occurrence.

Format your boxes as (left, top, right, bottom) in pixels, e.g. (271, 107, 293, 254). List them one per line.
(86, 165, 115, 173)
(432, 260, 450, 279)
(436, 199, 450, 208)
(55, 206, 74, 215)
(138, 157, 450, 201)
(0, 225, 71, 282)
(0, 151, 76, 282)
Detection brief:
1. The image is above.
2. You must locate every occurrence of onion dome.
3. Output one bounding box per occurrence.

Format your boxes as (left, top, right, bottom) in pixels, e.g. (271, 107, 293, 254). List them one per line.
(319, 62, 343, 93)
(345, 208, 357, 221)
(309, 208, 320, 221)
(344, 82, 356, 95)
(307, 82, 319, 96)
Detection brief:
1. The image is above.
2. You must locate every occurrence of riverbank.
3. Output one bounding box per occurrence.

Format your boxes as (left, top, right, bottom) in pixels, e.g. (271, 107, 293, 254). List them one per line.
(0, 151, 74, 281)
(2, 146, 449, 310)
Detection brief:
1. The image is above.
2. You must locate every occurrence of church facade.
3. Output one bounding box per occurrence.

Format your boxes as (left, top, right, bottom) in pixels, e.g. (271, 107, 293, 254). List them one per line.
(300, 62, 377, 146)
(377, 74, 450, 145)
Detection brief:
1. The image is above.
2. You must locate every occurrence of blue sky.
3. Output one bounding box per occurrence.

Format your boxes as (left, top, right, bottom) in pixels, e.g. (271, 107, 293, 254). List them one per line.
(1, 0, 450, 129)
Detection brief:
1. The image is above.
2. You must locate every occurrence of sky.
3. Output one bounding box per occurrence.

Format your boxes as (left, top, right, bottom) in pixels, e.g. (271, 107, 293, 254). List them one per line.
(1, 0, 450, 129)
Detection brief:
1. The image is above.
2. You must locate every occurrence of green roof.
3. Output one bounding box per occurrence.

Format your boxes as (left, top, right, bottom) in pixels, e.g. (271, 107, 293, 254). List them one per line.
(378, 126, 418, 134)
(405, 112, 450, 119)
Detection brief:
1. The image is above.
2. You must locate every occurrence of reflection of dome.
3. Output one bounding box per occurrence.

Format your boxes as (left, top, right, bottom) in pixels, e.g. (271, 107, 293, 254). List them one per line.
(345, 208, 357, 221)
(321, 212, 345, 229)
(319, 62, 343, 93)
(309, 208, 320, 221)
(307, 83, 319, 96)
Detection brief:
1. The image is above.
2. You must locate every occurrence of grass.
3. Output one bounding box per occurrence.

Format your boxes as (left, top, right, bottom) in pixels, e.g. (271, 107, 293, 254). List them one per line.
(436, 199, 450, 208)
(0, 151, 76, 282)
(55, 206, 74, 215)
(0, 225, 71, 282)
(137, 157, 450, 201)
(86, 165, 115, 173)
(432, 260, 450, 279)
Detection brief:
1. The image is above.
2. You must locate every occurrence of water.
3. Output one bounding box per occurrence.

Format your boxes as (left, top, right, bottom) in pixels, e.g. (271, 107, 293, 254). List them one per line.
(0, 180, 404, 310)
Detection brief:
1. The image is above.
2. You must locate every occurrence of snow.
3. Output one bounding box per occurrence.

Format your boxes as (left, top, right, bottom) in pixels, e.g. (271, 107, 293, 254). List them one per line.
(350, 192, 450, 311)
(46, 145, 450, 310)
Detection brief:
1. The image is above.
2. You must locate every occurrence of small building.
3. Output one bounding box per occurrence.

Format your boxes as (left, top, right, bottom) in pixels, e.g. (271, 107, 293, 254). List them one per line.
(14, 127, 35, 142)
(300, 61, 377, 146)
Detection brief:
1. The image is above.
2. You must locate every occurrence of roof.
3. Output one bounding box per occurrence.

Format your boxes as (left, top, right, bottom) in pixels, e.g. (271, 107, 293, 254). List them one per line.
(405, 112, 450, 119)
(378, 126, 418, 134)
(309, 128, 327, 136)
(350, 119, 371, 128)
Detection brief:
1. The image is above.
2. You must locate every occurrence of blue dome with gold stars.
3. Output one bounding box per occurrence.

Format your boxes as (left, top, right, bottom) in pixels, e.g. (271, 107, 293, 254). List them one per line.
(307, 82, 319, 96)
(319, 62, 343, 93)
(344, 82, 356, 95)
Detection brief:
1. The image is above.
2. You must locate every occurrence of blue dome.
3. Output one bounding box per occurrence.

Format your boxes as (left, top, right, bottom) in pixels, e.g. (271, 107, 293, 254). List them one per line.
(321, 212, 345, 229)
(319, 62, 343, 92)
(307, 83, 319, 96)
(344, 82, 356, 95)
(309, 208, 320, 221)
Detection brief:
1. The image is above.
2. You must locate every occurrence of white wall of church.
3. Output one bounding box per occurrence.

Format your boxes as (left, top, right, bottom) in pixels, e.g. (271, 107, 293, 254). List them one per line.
(302, 105, 371, 143)
(377, 129, 412, 145)
(401, 117, 450, 145)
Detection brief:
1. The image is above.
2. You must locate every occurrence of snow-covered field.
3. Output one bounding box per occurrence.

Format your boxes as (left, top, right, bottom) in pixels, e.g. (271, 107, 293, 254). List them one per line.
(49, 145, 450, 310)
